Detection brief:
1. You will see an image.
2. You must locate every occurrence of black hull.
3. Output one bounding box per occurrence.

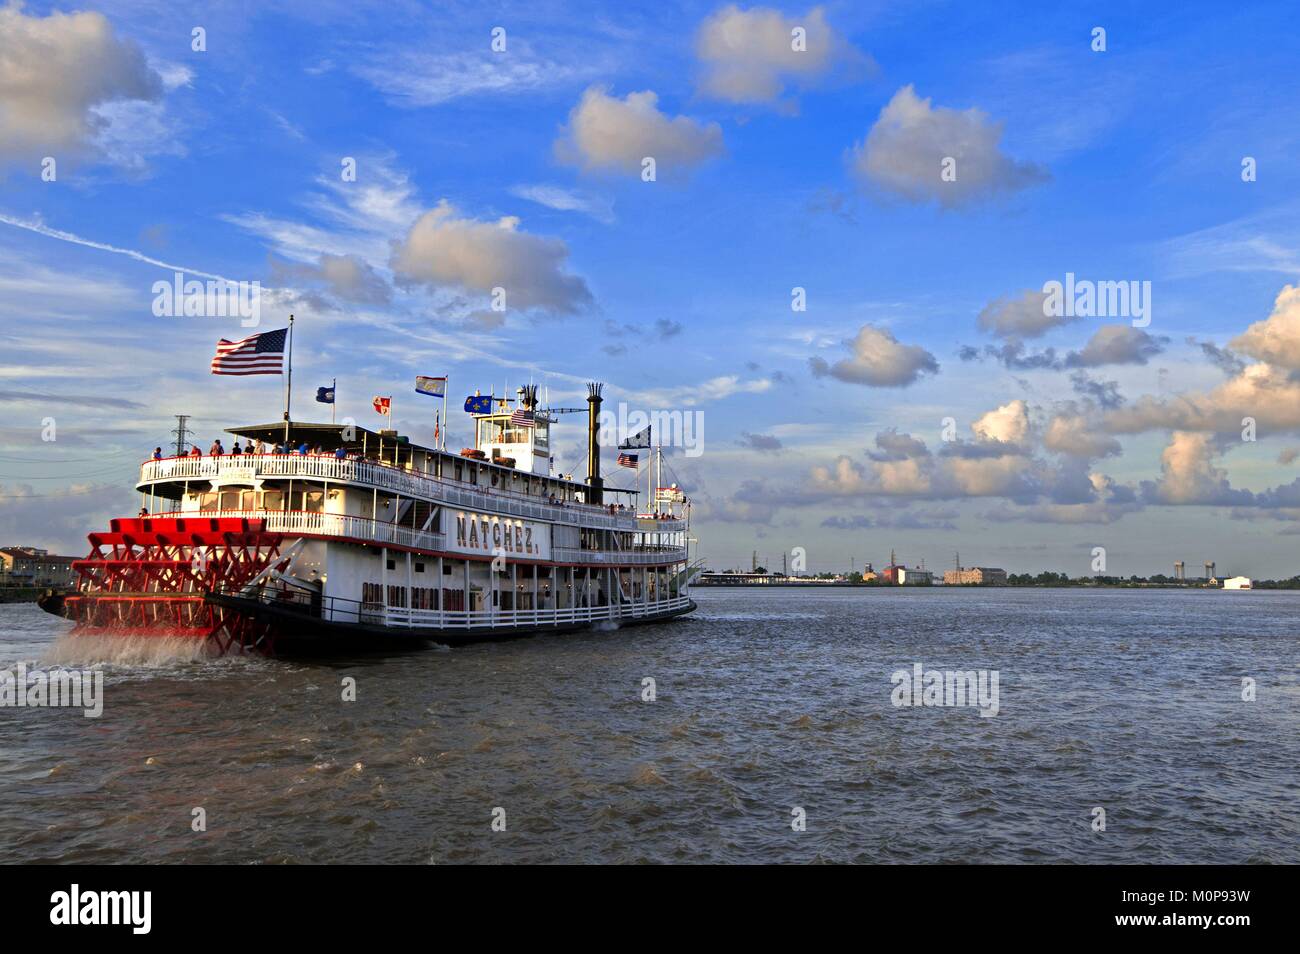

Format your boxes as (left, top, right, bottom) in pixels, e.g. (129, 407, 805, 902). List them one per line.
(205, 592, 697, 656)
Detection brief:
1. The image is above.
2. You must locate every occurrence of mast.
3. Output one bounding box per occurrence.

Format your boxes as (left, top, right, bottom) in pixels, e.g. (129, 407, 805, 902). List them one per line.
(282, 313, 294, 445)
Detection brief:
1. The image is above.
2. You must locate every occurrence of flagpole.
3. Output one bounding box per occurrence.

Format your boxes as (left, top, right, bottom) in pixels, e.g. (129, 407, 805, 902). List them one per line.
(442, 378, 448, 451)
(283, 314, 294, 445)
(331, 377, 336, 425)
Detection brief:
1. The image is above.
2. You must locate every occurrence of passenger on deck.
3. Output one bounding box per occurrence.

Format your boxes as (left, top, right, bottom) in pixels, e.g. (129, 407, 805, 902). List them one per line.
(231, 443, 242, 456)
(138, 508, 148, 518)
(334, 446, 347, 460)
(245, 441, 255, 454)
(209, 439, 224, 456)
(297, 442, 309, 455)
(190, 445, 202, 457)
(254, 440, 266, 455)
(152, 447, 162, 460)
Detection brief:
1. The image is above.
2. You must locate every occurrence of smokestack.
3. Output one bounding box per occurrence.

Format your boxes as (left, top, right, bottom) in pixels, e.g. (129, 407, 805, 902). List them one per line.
(586, 382, 604, 504)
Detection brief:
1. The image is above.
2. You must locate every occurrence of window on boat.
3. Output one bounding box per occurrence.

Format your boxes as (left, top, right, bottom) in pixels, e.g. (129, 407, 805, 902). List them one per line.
(199, 491, 218, 512)
(219, 488, 243, 511)
(303, 491, 324, 513)
(261, 489, 284, 511)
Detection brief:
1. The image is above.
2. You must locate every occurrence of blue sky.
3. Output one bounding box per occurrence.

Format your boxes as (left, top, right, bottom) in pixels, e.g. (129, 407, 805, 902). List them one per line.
(4, 0, 1300, 577)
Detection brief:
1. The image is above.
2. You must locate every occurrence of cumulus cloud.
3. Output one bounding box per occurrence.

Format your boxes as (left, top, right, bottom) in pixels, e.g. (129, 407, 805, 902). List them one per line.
(1065, 325, 1166, 367)
(984, 472, 1141, 524)
(0, 6, 163, 162)
(868, 428, 931, 461)
(271, 252, 392, 305)
(977, 290, 1063, 339)
(390, 200, 592, 316)
(1043, 412, 1122, 459)
(555, 86, 723, 177)
(808, 324, 938, 387)
(694, 5, 870, 109)
(1144, 432, 1251, 505)
(1105, 361, 1300, 435)
(851, 85, 1047, 207)
(972, 399, 1030, 444)
(1230, 283, 1300, 369)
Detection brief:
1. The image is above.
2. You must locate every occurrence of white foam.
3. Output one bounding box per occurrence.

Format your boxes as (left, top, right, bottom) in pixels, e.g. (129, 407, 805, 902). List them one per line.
(41, 633, 219, 668)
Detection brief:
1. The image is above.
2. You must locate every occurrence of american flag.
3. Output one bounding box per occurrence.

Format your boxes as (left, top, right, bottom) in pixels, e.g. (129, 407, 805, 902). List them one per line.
(617, 452, 638, 468)
(510, 407, 534, 428)
(211, 328, 287, 375)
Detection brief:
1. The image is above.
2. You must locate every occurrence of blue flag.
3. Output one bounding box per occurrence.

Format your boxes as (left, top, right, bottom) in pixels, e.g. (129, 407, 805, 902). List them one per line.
(316, 386, 335, 404)
(464, 395, 493, 414)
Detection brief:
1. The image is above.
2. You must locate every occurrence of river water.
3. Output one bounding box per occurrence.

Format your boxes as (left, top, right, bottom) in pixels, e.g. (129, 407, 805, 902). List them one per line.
(0, 587, 1296, 864)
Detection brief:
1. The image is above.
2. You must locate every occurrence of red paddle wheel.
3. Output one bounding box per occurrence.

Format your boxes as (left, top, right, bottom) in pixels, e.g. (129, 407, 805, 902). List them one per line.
(63, 516, 287, 654)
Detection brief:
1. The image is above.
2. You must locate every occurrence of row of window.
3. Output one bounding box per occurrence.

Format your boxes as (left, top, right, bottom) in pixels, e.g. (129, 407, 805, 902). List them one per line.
(361, 583, 464, 612)
(194, 488, 324, 513)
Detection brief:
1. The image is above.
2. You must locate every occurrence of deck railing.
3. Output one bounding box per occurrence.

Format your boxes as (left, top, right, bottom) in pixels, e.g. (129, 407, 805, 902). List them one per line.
(254, 585, 694, 630)
(149, 509, 686, 565)
(139, 454, 686, 532)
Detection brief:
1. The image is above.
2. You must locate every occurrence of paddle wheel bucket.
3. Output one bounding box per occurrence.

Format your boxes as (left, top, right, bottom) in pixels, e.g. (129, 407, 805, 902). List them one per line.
(61, 516, 287, 654)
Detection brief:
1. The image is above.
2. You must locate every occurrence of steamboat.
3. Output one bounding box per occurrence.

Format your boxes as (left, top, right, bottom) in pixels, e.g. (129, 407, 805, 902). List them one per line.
(39, 382, 700, 654)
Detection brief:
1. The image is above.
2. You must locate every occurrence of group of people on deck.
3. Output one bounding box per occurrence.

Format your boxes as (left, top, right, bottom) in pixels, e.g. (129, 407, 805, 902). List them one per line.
(153, 441, 353, 459)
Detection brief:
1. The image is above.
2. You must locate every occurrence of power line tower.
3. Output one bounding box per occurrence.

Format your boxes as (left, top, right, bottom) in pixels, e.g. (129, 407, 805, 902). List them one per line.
(172, 414, 193, 456)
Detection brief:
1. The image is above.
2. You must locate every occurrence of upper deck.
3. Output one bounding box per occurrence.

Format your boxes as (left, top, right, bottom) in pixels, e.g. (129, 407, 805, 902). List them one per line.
(137, 452, 686, 533)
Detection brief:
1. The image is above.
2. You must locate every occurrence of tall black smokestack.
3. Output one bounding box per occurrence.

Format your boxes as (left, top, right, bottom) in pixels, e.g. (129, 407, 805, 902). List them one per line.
(586, 381, 604, 504)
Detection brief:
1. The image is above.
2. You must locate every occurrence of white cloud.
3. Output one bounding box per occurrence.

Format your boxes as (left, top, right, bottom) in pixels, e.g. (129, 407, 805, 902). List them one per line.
(509, 184, 615, 224)
(1147, 432, 1248, 505)
(271, 253, 391, 305)
(555, 87, 724, 177)
(1043, 413, 1121, 459)
(390, 200, 593, 316)
(694, 4, 869, 109)
(1230, 283, 1300, 369)
(852, 85, 1047, 207)
(977, 289, 1063, 339)
(808, 324, 938, 387)
(626, 375, 772, 406)
(972, 399, 1029, 444)
(352, 47, 597, 108)
(1066, 325, 1166, 367)
(0, 6, 163, 162)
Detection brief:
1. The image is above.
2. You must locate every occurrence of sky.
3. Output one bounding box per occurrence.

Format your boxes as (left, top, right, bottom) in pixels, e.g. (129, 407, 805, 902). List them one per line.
(4, 0, 1300, 578)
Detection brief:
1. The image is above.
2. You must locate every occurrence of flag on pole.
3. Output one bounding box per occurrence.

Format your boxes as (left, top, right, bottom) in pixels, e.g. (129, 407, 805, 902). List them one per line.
(510, 407, 535, 428)
(210, 328, 287, 375)
(315, 385, 335, 404)
(618, 452, 639, 468)
(373, 396, 391, 416)
(619, 425, 651, 449)
(464, 394, 493, 414)
(415, 375, 446, 397)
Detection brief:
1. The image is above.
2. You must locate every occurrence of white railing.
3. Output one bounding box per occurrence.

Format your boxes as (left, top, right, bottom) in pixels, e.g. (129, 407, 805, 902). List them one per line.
(154, 509, 446, 552)
(552, 546, 687, 566)
(152, 509, 687, 565)
(344, 594, 694, 629)
(139, 455, 686, 533)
